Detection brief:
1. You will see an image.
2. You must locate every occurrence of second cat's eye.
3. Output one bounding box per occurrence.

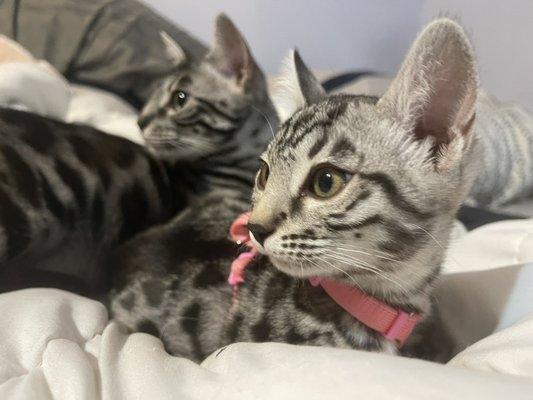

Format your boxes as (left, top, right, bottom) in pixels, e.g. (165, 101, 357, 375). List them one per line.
(256, 161, 269, 190)
(309, 166, 350, 199)
(173, 90, 188, 108)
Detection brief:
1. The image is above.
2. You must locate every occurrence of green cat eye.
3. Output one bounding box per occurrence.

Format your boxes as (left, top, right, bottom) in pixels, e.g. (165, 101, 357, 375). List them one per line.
(257, 161, 269, 190)
(173, 90, 188, 108)
(309, 166, 349, 198)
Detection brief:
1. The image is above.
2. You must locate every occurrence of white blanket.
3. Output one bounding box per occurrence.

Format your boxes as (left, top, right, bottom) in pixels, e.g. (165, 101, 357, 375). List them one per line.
(0, 35, 144, 145)
(1, 218, 533, 399)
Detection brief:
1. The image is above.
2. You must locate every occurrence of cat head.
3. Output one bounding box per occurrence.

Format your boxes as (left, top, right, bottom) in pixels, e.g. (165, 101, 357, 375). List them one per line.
(139, 14, 275, 162)
(249, 19, 480, 298)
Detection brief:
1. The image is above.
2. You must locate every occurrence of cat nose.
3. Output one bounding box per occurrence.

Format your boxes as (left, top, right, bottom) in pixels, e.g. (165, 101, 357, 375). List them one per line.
(248, 223, 275, 246)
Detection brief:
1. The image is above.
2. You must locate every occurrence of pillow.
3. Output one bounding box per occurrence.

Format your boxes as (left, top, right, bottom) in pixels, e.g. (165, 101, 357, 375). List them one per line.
(0, 0, 207, 109)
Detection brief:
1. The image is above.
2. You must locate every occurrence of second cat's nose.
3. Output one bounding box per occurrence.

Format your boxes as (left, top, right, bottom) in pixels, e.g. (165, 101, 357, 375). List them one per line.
(248, 223, 274, 246)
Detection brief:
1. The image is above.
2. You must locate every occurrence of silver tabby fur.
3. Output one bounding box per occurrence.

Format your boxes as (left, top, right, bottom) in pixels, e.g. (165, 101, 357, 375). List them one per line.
(111, 19, 479, 362)
(0, 14, 273, 295)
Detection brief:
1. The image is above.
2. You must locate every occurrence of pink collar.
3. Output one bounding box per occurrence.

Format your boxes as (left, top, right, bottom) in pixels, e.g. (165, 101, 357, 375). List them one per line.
(228, 213, 421, 347)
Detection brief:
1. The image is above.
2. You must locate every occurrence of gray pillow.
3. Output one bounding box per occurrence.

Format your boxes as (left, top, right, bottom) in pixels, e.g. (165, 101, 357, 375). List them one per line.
(0, 0, 206, 109)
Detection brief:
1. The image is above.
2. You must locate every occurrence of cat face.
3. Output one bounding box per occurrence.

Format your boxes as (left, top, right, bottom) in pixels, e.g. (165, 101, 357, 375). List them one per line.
(139, 14, 270, 161)
(249, 20, 480, 294)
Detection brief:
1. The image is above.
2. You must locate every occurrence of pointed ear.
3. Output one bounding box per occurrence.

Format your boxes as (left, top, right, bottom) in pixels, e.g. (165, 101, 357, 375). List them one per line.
(378, 19, 478, 157)
(160, 31, 187, 66)
(273, 50, 326, 122)
(206, 13, 265, 93)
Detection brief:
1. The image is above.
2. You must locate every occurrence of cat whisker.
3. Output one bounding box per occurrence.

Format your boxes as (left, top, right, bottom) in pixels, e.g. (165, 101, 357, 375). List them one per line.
(410, 223, 466, 272)
(331, 246, 405, 265)
(313, 255, 363, 291)
(251, 105, 275, 139)
(322, 253, 410, 294)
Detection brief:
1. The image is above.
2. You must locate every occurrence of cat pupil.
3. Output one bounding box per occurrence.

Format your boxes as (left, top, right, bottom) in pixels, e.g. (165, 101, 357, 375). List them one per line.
(318, 172, 333, 193)
(174, 90, 188, 107)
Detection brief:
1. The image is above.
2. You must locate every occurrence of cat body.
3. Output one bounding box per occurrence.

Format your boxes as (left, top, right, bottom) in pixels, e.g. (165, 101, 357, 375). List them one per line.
(0, 14, 274, 295)
(111, 19, 478, 362)
(0, 108, 175, 293)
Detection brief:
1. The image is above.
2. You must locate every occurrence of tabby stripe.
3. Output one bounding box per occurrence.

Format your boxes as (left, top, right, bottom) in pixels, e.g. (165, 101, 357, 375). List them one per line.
(0, 185, 31, 260)
(326, 214, 383, 231)
(289, 195, 302, 215)
(251, 318, 272, 341)
(345, 190, 371, 211)
(1, 145, 41, 208)
(111, 143, 136, 169)
(137, 319, 160, 338)
(290, 118, 331, 149)
(286, 328, 307, 344)
(20, 128, 56, 154)
(38, 171, 69, 223)
(378, 222, 421, 256)
(226, 312, 244, 343)
(360, 172, 433, 220)
(206, 144, 240, 159)
(308, 133, 329, 158)
(181, 302, 204, 360)
(118, 181, 150, 242)
(55, 159, 87, 212)
(175, 120, 237, 135)
(331, 137, 355, 155)
(68, 135, 111, 191)
(202, 168, 255, 187)
(91, 191, 105, 236)
(196, 97, 243, 123)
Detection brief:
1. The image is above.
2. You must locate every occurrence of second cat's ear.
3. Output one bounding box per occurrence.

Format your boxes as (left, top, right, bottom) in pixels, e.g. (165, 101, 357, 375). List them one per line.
(160, 31, 187, 66)
(378, 19, 478, 160)
(206, 13, 266, 93)
(273, 50, 326, 122)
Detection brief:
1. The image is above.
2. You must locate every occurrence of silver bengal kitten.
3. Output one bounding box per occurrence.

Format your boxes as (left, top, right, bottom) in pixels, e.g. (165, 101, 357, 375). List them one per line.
(111, 19, 478, 361)
(0, 14, 275, 294)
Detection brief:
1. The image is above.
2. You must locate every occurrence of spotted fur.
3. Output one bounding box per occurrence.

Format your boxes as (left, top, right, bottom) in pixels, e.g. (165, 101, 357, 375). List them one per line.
(0, 14, 274, 294)
(111, 19, 477, 362)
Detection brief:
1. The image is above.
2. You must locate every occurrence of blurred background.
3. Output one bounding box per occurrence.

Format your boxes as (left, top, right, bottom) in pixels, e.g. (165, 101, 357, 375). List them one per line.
(144, 0, 533, 111)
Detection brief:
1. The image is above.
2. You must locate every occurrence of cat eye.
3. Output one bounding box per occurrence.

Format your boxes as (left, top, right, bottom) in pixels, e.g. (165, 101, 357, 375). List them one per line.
(256, 161, 269, 190)
(309, 166, 350, 199)
(173, 90, 188, 108)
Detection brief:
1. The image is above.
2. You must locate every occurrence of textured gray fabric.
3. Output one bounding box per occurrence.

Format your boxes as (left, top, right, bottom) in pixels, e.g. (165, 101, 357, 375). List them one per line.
(0, 0, 207, 108)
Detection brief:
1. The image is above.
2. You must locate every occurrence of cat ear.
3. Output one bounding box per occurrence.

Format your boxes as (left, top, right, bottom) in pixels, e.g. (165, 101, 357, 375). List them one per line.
(378, 19, 478, 159)
(206, 13, 265, 93)
(160, 31, 187, 66)
(273, 49, 326, 123)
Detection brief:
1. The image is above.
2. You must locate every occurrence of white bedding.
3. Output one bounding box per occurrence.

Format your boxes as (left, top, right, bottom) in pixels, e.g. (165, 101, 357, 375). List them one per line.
(1, 218, 532, 400)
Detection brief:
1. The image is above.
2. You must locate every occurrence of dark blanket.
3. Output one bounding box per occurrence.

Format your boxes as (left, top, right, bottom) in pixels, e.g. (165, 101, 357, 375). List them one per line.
(0, 0, 207, 109)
